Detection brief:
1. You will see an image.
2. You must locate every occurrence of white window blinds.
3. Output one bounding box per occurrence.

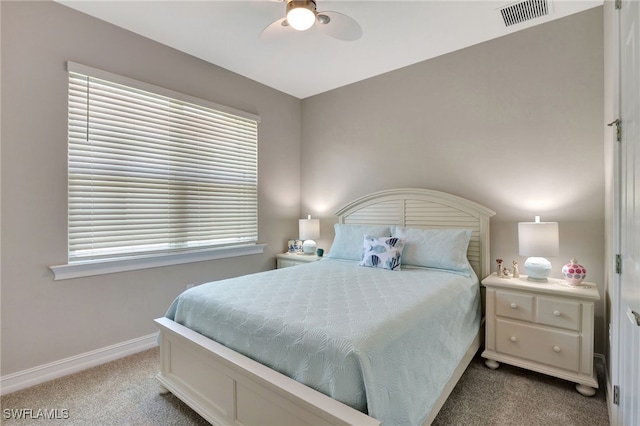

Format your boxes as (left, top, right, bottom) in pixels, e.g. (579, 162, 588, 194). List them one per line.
(67, 62, 259, 262)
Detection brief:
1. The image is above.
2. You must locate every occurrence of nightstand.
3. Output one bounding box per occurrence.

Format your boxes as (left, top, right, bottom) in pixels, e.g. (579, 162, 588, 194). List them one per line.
(481, 273, 600, 396)
(276, 253, 321, 269)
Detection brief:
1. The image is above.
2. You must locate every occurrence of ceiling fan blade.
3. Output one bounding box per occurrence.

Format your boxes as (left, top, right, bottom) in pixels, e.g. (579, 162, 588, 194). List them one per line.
(315, 11, 362, 41)
(260, 17, 290, 43)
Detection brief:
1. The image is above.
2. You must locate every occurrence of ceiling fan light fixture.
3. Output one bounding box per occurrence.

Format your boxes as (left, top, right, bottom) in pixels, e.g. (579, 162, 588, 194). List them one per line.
(286, 0, 317, 31)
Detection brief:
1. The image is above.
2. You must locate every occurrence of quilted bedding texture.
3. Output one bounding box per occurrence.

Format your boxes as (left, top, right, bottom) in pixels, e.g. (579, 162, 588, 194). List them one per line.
(165, 258, 481, 425)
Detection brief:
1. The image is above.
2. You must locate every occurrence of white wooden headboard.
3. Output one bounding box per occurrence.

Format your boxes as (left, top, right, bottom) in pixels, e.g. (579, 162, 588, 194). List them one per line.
(334, 188, 496, 279)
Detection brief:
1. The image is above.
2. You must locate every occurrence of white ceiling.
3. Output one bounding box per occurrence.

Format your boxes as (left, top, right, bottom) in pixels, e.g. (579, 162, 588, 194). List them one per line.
(55, 0, 602, 99)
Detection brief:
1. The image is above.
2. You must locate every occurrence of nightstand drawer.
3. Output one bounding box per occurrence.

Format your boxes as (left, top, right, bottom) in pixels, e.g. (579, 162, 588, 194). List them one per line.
(496, 291, 534, 322)
(537, 296, 581, 331)
(278, 259, 300, 268)
(496, 319, 580, 372)
(276, 253, 320, 269)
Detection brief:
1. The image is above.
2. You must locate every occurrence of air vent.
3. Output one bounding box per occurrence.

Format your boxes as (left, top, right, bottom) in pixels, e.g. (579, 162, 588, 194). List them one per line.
(500, 0, 549, 27)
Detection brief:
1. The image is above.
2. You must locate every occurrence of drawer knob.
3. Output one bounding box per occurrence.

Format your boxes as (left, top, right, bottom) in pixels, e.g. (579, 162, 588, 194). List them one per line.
(553, 346, 561, 353)
(510, 303, 518, 309)
(510, 336, 517, 343)
(553, 310, 561, 317)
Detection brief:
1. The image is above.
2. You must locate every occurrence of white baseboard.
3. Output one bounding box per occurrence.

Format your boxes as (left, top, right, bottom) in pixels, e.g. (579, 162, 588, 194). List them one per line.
(0, 333, 158, 396)
(594, 352, 606, 372)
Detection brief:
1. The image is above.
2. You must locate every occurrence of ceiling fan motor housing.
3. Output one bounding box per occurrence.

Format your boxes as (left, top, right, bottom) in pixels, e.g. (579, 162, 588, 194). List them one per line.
(286, 0, 317, 14)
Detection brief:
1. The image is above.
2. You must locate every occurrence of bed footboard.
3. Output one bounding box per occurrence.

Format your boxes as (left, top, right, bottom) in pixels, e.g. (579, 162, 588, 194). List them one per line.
(155, 317, 380, 426)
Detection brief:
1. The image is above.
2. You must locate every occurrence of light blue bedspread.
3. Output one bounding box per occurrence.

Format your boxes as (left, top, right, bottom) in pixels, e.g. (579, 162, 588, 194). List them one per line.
(165, 258, 480, 425)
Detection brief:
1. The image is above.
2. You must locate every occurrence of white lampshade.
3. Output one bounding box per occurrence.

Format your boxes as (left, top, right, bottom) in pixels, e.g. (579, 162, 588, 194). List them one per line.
(286, 1, 316, 31)
(299, 215, 320, 254)
(518, 216, 559, 282)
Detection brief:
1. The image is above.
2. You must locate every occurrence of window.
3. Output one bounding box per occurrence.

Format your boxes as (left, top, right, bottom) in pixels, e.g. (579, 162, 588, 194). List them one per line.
(53, 62, 262, 279)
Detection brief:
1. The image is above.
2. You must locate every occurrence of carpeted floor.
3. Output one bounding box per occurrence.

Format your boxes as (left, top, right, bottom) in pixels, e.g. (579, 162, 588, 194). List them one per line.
(432, 355, 609, 426)
(1, 347, 609, 425)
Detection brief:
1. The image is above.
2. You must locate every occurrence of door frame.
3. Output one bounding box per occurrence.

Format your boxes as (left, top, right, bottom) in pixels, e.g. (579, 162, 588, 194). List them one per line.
(604, 0, 621, 423)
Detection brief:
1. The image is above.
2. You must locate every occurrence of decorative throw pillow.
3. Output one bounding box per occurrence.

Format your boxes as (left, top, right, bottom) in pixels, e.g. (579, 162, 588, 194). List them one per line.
(359, 235, 406, 271)
(326, 224, 391, 261)
(392, 227, 472, 275)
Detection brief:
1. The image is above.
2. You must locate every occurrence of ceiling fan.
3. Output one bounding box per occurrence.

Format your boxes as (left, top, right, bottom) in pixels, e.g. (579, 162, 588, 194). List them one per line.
(260, 0, 362, 42)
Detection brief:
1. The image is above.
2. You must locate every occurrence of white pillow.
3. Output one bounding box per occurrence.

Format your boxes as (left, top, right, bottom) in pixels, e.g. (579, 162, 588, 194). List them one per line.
(326, 224, 391, 261)
(359, 235, 406, 271)
(393, 227, 472, 275)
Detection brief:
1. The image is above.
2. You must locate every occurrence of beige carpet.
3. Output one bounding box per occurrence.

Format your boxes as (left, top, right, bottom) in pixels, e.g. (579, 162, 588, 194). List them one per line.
(1, 347, 609, 425)
(432, 355, 609, 426)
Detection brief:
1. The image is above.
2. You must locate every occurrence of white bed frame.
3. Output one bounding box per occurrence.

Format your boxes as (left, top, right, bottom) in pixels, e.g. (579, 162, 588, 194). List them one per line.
(155, 188, 495, 426)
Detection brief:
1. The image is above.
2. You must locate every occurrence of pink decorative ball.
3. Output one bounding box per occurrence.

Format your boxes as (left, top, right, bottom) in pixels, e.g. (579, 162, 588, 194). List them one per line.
(562, 258, 587, 286)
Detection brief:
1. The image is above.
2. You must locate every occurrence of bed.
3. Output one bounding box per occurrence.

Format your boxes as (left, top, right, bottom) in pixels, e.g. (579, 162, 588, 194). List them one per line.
(155, 188, 495, 426)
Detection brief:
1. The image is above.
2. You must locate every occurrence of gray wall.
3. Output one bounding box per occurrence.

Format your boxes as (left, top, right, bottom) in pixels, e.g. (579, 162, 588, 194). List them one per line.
(1, 1, 302, 376)
(301, 8, 605, 352)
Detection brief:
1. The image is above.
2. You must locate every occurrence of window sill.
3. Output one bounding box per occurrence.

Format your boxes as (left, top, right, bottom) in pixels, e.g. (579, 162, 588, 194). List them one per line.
(49, 244, 267, 281)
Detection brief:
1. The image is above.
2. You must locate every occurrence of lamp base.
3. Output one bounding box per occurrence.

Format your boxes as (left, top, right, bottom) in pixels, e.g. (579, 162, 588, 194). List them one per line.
(302, 240, 317, 254)
(524, 257, 552, 282)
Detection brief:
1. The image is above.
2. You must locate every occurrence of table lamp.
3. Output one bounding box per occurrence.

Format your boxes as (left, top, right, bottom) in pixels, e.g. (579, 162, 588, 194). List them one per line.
(518, 216, 559, 282)
(299, 215, 320, 254)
